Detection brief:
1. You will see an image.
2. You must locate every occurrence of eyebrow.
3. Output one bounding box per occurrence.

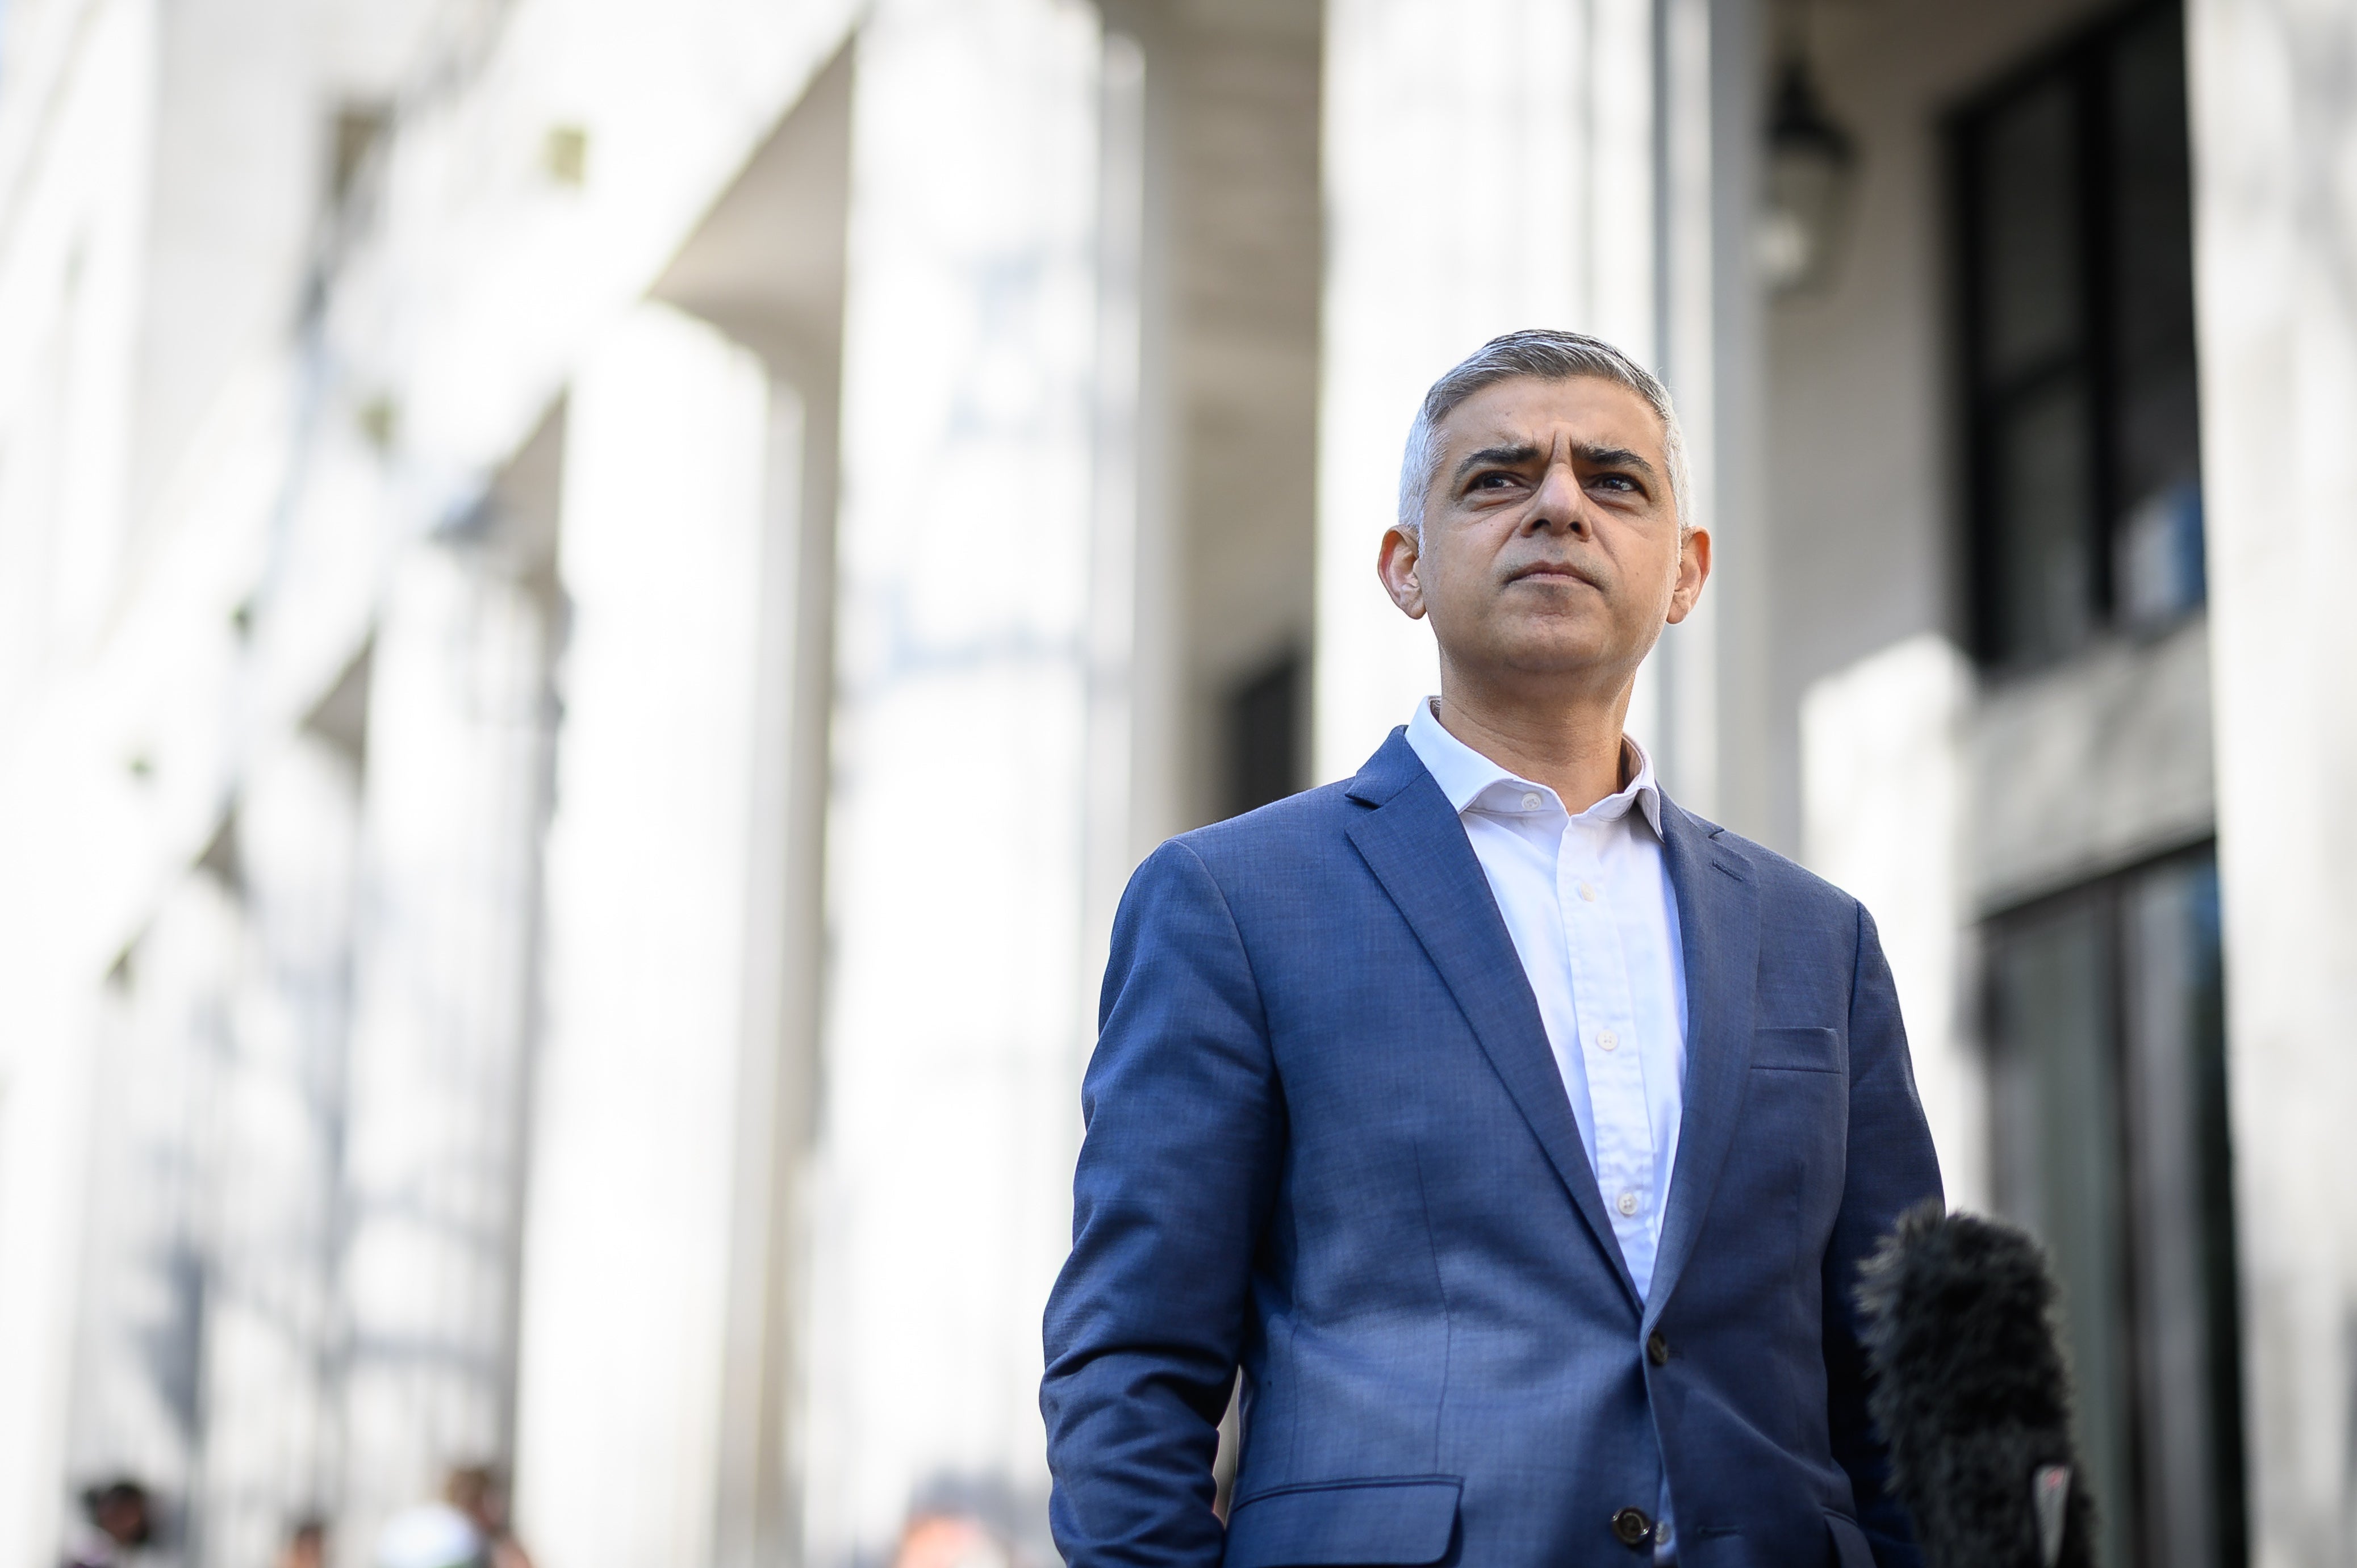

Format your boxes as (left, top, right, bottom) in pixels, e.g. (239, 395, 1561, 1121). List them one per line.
(1451, 441, 1660, 488)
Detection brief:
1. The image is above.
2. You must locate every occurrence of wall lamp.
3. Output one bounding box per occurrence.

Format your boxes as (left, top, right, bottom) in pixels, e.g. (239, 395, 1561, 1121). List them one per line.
(1758, 46, 1859, 296)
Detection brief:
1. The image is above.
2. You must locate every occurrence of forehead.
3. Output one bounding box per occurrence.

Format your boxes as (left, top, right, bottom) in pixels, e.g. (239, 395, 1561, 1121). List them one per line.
(1435, 373, 1666, 458)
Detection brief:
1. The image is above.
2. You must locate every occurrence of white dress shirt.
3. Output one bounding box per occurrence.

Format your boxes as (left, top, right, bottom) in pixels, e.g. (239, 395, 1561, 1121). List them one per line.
(1406, 699, 1691, 1561)
(1404, 697, 1690, 1298)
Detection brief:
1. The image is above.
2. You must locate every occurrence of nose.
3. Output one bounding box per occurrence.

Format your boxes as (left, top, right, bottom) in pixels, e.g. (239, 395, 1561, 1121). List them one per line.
(1524, 459, 1591, 537)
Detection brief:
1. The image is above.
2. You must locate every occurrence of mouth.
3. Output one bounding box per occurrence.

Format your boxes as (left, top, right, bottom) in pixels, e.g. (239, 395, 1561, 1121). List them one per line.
(1505, 561, 1600, 589)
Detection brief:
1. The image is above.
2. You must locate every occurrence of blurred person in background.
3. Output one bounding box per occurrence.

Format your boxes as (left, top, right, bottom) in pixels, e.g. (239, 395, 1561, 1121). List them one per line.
(62, 1479, 153, 1568)
(442, 1466, 533, 1568)
(272, 1518, 327, 1568)
(1043, 331, 1942, 1566)
(371, 1493, 483, 1568)
(890, 1512, 1014, 1568)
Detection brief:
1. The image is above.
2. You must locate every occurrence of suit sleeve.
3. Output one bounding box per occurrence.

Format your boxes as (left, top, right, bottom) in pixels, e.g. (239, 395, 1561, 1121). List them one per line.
(1825, 902, 1944, 1568)
(1041, 839, 1284, 1568)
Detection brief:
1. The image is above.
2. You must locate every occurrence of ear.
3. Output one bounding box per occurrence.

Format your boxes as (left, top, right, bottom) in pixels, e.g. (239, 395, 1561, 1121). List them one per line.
(1378, 525, 1428, 620)
(1664, 525, 1711, 625)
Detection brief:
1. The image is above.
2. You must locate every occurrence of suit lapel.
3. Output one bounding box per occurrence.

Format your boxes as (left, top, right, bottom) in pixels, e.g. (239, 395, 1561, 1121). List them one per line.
(1344, 734, 1641, 1310)
(1642, 801, 1761, 1329)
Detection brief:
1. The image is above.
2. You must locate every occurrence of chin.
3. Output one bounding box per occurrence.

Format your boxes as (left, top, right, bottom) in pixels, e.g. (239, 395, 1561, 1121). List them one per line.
(1497, 635, 1626, 676)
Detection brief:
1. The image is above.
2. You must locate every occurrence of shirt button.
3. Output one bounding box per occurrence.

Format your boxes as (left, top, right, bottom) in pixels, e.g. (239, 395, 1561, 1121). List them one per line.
(1597, 1029, 1618, 1052)
(1520, 792, 1542, 810)
(1578, 880, 1597, 902)
(1616, 1190, 1640, 1217)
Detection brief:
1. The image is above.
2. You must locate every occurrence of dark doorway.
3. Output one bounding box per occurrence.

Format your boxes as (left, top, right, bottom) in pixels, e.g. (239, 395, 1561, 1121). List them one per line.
(1224, 651, 1304, 818)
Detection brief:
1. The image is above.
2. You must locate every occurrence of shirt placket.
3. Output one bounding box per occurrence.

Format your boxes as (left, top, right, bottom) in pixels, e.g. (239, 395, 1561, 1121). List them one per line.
(1558, 815, 1658, 1292)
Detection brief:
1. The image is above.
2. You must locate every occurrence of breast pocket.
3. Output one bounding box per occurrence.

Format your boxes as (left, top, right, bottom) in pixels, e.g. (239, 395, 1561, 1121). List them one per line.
(1750, 1024, 1841, 1073)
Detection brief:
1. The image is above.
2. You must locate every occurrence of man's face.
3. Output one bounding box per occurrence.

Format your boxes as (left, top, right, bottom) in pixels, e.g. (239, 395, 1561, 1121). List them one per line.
(1378, 374, 1708, 700)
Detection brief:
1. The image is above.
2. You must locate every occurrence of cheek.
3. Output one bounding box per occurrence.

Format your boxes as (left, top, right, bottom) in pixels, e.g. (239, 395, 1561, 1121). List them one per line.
(1617, 540, 1683, 611)
(1636, 567, 1680, 620)
(1420, 570, 1486, 643)
(1417, 538, 1486, 617)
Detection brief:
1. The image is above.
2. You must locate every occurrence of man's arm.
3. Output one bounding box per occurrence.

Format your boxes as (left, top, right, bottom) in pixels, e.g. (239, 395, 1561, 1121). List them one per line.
(1824, 902, 1944, 1567)
(1042, 839, 1284, 1568)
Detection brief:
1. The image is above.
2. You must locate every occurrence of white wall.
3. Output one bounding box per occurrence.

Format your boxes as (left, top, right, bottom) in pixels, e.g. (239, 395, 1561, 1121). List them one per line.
(2186, 1, 2357, 1559)
(1969, 616, 2215, 910)
(1799, 636, 1982, 1211)
(127, 0, 440, 539)
(0, 2, 162, 1556)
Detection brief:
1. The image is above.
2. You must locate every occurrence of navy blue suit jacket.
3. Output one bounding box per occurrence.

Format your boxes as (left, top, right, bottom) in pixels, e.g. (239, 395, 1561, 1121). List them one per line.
(1042, 731, 1942, 1568)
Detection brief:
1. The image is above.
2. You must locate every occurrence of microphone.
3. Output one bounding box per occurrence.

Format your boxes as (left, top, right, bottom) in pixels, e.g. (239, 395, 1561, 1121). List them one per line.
(1854, 1202, 2096, 1568)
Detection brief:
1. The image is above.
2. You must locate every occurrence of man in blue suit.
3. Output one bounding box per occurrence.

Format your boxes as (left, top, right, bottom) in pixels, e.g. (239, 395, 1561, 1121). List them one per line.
(1042, 330, 1941, 1567)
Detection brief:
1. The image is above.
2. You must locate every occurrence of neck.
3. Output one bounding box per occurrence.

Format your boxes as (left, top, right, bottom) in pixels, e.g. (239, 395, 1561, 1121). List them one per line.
(1432, 675, 1633, 815)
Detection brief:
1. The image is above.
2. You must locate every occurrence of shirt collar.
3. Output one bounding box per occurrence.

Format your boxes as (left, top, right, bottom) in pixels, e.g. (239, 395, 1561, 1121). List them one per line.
(1403, 696, 1664, 835)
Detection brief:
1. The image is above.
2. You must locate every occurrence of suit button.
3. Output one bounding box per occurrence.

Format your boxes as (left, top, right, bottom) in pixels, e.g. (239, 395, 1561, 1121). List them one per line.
(1611, 1507, 1654, 1547)
(1646, 1331, 1670, 1366)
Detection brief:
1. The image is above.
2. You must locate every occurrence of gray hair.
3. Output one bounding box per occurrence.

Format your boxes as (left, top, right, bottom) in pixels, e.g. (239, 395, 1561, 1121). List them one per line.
(1394, 328, 1692, 540)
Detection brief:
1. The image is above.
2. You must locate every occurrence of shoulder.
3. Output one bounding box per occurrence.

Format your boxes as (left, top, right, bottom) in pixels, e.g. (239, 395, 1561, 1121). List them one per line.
(1173, 779, 1364, 866)
(1664, 800, 1867, 935)
(1155, 778, 1367, 887)
(1104, 781, 1372, 990)
(1114, 780, 1372, 928)
(1165, 726, 1428, 881)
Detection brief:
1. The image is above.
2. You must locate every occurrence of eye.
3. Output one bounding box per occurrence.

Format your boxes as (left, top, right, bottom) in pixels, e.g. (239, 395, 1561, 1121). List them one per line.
(1591, 473, 1639, 495)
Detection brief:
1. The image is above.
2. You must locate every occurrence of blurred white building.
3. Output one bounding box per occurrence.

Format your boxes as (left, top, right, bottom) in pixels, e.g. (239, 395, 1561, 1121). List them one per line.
(0, 1, 2349, 1566)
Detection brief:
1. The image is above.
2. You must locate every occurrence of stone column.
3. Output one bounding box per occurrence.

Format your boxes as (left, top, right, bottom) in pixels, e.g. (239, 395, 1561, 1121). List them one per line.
(2184, 2, 2357, 1562)
(803, 2, 1112, 1561)
(1314, 0, 1702, 787)
(335, 499, 556, 1559)
(196, 732, 363, 1568)
(509, 304, 777, 1568)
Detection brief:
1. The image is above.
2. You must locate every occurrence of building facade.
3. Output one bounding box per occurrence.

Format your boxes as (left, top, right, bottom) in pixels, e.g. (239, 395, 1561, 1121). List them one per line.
(0, 0, 2350, 1566)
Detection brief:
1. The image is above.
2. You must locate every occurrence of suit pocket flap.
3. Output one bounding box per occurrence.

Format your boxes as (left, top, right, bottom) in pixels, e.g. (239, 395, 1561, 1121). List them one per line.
(1753, 1025, 1841, 1072)
(1225, 1477, 1461, 1567)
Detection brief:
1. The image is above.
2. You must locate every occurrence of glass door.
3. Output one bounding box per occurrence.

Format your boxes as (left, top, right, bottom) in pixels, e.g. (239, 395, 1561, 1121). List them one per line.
(1986, 848, 2243, 1568)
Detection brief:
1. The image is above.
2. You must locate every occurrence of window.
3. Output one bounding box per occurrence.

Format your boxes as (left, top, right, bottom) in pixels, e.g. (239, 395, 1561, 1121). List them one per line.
(1986, 847, 2244, 1568)
(1955, 1, 2204, 670)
